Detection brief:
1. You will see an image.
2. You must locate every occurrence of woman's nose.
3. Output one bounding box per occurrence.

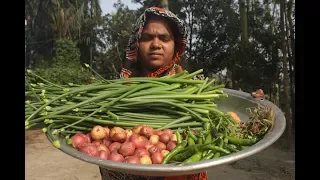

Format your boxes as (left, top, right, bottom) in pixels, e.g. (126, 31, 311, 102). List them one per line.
(150, 38, 162, 49)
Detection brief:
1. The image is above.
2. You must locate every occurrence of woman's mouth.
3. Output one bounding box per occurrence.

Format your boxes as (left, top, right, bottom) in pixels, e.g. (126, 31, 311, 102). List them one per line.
(149, 52, 163, 56)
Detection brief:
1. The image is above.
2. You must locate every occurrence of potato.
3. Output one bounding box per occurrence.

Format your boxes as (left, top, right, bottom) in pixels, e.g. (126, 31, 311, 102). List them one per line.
(155, 142, 167, 151)
(162, 129, 173, 136)
(161, 150, 170, 157)
(141, 126, 154, 137)
(119, 142, 135, 156)
(108, 151, 125, 162)
(148, 145, 160, 155)
(170, 134, 177, 142)
(166, 141, 177, 151)
(159, 133, 170, 144)
(79, 144, 99, 157)
(149, 135, 160, 145)
(125, 156, 140, 164)
(109, 142, 121, 152)
(103, 126, 110, 138)
(98, 150, 109, 160)
(71, 134, 87, 149)
(151, 152, 164, 164)
(134, 148, 150, 158)
(132, 124, 144, 135)
(130, 134, 149, 149)
(125, 129, 133, 141)
(91, 125, 107, 141)
(139, 155, 152, 164)
(96, 144, 108, 152)
(110, 127, 127, 142)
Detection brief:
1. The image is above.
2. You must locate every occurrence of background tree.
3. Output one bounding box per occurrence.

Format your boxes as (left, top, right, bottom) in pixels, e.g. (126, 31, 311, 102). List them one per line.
(25, 0, 295, 150)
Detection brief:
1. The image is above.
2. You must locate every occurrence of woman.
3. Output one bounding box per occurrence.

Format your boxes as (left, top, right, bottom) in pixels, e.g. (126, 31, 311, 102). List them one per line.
(99, 6, 208, 180)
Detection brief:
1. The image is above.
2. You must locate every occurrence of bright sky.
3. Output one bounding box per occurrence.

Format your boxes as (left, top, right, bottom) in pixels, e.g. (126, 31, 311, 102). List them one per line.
(25, 0, 141, 25)
(100, 0, 142, 15)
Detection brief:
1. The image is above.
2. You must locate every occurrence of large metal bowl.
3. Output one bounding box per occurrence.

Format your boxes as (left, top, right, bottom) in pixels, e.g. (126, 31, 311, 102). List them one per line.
(46, 88, 286, 176)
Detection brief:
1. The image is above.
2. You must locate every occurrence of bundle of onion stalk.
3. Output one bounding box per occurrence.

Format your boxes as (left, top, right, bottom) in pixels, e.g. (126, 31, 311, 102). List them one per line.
(25, 67, 234, 148)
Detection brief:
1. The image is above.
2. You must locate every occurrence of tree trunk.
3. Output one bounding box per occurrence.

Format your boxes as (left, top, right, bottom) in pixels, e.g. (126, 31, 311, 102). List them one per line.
(90, 46, 93, 68)
(25, 15, 32, 69)
(239, 0, 248, 42)
(287, 0, 295, 68)
(285, 7, 295, 135)
(280, 0, 292, 150)
(189, 2, 193, 64)
(286, 0, 295, 132)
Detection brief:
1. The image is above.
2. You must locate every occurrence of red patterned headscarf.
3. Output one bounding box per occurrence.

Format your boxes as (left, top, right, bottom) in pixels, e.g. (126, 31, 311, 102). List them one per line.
(120, 6, 188, 79)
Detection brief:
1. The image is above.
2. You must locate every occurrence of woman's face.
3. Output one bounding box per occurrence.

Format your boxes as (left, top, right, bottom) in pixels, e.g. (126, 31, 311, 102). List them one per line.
(138, 17, 175, 73)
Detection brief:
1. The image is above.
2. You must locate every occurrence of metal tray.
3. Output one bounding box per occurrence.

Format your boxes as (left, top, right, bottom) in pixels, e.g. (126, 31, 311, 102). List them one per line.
(46, 88, 286, 176)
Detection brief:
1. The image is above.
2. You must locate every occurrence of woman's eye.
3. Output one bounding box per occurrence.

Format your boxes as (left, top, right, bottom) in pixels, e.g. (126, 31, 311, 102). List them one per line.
(140, 34, 153, 41)
(159, 35, 172, 42)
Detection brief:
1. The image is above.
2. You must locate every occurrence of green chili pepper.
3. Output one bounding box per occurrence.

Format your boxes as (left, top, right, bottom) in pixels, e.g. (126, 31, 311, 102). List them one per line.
(203, 122, 211, 131)
(197, 137, 203, 144)
(172, 140, 228, 162)
(183, 152, 203, 163)
(162, 140, 187, 164)
(171, 144, 204, 161)
(176, 129, 182, 144)
(202, 152, 215, 160)
(213, 138, 224, 159)
(226, 136, 257, 146)
(187, 127, 198, 141)
(204, 133, 212, 144)
(202, 144, 230, 154)
(241, 146, 248, 150)
(187, 137, 196, 146)
(203, 133, 213, 156)
(224, 144, 239, 153)
(229, 144, 238, 149)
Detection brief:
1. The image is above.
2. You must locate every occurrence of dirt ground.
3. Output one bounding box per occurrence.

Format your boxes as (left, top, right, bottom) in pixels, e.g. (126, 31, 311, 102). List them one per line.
(25, 129, 295, 180)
